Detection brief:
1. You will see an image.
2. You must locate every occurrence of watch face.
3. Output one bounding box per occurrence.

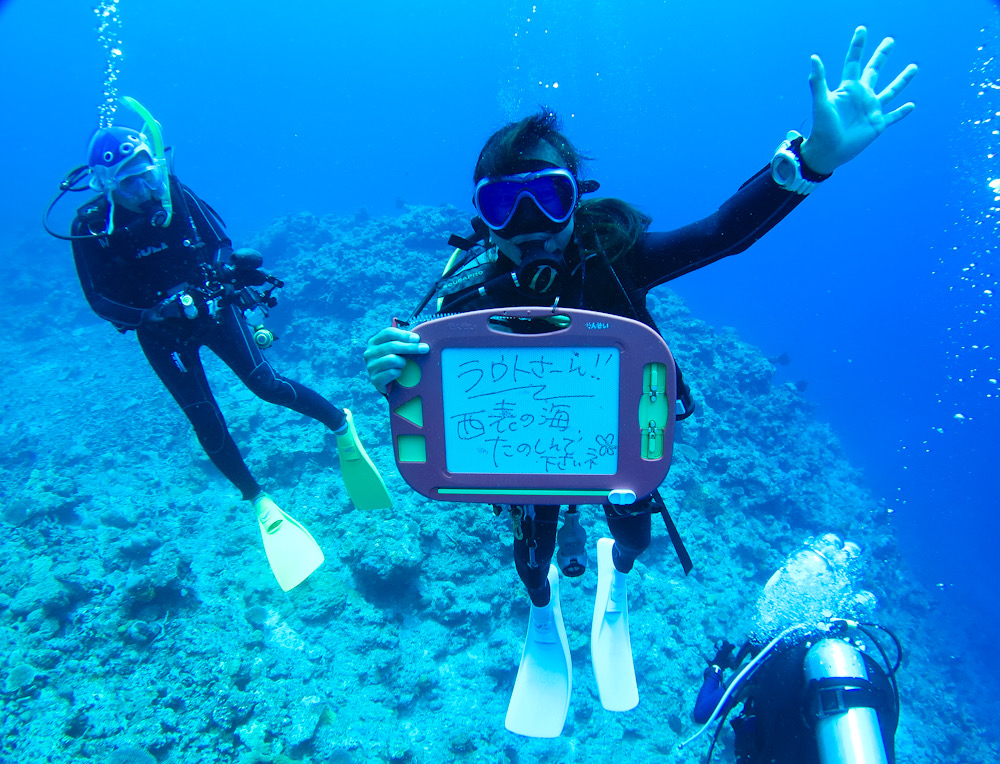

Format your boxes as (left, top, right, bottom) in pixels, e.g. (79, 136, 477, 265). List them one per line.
(772, 152, 799, 186)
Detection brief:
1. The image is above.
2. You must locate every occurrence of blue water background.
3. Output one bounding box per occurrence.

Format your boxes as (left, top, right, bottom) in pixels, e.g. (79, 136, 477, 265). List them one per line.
(2, 0, 997, 723)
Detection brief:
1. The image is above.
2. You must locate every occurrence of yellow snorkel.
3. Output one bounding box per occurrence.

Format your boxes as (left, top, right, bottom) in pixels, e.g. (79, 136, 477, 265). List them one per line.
(119, 96, 173, 227)
(435, 247, 464, 314)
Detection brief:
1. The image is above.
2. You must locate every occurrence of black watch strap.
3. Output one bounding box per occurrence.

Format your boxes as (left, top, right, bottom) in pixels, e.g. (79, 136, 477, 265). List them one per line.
(789, 136, 834, 182)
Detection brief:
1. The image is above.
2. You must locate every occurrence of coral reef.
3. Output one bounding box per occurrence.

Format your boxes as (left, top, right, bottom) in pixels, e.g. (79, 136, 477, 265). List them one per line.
(0, 206, 994, 762)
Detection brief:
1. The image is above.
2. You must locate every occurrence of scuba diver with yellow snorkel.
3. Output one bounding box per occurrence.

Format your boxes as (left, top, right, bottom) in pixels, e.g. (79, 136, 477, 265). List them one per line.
(45, 97, 391, 591)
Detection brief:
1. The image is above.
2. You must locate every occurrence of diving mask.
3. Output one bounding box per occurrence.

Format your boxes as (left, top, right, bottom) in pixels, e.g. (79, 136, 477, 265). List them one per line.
(44, 97, 174, 240)
(473, 167, 578, 232)
(113, 157, 167, 202)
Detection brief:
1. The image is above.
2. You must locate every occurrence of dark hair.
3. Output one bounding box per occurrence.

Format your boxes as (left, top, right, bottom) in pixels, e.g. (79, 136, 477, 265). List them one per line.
(575, 198, 652, 264)
(474, 109, 650, 262)
(473, 110, 585, 182)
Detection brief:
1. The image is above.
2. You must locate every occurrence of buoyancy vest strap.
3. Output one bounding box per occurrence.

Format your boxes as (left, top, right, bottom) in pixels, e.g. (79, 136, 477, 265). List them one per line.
(448, 233, 479, 251)
(407, 220, 492, 323)
(647, 489, 694, 575)
(805, 676, 883, 719)
(676, 365, 696, 421)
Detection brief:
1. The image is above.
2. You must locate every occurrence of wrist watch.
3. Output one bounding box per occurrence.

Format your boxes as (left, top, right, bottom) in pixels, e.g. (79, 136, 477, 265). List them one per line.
(770, 130, 832, 195)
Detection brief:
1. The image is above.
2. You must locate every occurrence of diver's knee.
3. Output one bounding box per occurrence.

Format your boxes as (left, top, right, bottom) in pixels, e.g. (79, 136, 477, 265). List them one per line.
(246, 365, 290, 404)
(184, 401, 228, 454)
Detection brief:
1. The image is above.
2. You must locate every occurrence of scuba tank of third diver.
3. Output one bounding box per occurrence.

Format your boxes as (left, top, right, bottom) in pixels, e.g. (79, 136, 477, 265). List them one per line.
(557, 506, 587, 577)
(804, 638, 889, 764)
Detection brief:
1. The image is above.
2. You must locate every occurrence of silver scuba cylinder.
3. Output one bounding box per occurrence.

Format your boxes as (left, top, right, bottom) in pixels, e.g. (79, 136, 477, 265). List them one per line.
(803, 638, 888, 764)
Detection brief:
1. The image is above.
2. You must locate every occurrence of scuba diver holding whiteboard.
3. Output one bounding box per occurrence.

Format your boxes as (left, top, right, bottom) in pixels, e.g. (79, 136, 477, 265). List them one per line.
(364, 28, 917, 737)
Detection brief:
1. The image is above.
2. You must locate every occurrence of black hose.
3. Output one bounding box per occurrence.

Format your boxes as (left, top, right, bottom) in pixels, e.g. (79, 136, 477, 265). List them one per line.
(857, 622, 901, 718)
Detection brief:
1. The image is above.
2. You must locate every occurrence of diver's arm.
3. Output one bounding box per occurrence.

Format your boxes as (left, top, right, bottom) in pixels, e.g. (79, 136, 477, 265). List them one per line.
(632, 167, 804, 287)
(693, 639, 743, 724)
(633, 27, 918, 289)
(364, 327, 429, 395)
(70, 233, 146, 329)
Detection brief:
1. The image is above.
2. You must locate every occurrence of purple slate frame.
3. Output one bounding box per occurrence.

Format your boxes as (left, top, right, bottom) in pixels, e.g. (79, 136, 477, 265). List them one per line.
(387, 308, 676, 505)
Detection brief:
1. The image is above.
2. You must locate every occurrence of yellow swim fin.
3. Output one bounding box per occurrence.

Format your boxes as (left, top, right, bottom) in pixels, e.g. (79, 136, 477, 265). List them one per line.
(253, 493, 324, 591)
(336, 409, 392, 510)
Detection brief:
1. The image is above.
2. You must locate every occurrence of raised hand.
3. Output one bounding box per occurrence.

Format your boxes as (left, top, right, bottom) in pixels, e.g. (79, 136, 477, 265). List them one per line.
(800, 26, 918, 176)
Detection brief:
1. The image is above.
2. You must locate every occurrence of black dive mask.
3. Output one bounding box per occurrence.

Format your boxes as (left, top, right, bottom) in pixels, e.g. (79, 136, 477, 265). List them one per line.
(513, 239, 567, 297)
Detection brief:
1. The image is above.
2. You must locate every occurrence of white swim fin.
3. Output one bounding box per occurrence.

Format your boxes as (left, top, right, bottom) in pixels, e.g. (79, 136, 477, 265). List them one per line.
(591, 537, 638, 711)
(505, 565, 572, 737)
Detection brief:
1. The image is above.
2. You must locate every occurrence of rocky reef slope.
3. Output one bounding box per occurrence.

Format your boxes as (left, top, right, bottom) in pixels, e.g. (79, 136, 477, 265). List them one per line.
(0, 205, 992, 763)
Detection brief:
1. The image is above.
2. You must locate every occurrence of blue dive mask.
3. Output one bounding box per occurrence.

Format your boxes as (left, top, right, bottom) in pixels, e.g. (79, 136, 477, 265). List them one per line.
(473, 168, 579, 232)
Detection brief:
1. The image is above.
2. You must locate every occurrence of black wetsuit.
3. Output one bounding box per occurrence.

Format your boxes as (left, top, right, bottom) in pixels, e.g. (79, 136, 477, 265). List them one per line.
(435, 165, 805, 604)
(71, 176, 346, 500)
